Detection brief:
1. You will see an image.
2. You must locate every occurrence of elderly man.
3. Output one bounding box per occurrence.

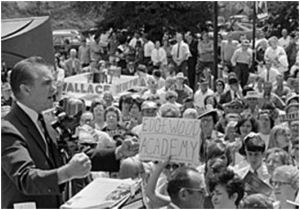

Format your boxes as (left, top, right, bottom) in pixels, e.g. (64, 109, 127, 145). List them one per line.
(64, 49, 82, 77)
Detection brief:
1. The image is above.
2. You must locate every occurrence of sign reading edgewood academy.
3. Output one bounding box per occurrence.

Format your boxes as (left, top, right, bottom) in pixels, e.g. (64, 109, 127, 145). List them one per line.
(139, 117, 201, 165)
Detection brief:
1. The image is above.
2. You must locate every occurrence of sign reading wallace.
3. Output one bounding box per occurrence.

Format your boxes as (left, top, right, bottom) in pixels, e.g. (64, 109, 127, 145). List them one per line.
(139, 117, 201, 165)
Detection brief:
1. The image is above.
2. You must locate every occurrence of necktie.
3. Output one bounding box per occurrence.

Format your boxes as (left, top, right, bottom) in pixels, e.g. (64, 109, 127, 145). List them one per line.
(38, 114, 53, 158)
(177, 43, 181, 58)
(253, 170, 258, 177)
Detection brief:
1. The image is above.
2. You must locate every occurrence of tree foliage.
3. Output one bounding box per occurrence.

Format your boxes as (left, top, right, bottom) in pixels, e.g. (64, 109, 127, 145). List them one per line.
(95, 1, 213, 40)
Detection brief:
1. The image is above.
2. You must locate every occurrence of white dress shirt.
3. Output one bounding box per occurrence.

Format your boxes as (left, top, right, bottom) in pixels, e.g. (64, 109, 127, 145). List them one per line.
(194, 88, 214, 108)
(171, 41, 190, 62)
(144, 41, 155, 57)
(151, 47, 167, 65)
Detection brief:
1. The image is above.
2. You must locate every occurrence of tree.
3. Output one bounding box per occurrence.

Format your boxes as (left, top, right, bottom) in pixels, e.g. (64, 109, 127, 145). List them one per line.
(93, 2, 213, 40)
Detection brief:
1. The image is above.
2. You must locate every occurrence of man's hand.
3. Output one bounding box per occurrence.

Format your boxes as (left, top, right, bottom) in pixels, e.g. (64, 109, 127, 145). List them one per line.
(67, 153, 91, 179)
(115, 138, 139, 160)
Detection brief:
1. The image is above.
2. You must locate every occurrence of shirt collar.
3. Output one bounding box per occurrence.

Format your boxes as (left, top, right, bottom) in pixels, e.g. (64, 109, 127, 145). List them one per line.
(17, 101, 39, 124)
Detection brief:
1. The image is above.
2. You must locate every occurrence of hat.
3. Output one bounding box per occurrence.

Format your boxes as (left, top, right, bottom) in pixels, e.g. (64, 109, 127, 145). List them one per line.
(286, 93, 299, 105)
(183, 96, 194, 103)
(241, 39, 250, 46)
(285, 102, 299, 116)
(245, 91, 259, 99)
(225, 113, 241, 122)
(141, 101, 158, 110)
(175, 72, 186, 80)
(137, 64, 147, 73)
(224, 99, 244, 108)
(197, 104, 217, 119)
(228, 72, 238, 85)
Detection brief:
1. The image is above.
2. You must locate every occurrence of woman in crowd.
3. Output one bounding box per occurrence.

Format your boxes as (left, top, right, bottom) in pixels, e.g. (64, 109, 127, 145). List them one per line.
(102, 106, 129, 139)
(118, 94, 133, 124)
(208, 168, 245, 209)
(257, 110, 274, 148)
(90, 98, 107, 130)
(265, 148, 291, 177)
(214, 79, 226, 103)
(268, 125, 292, 153)
(126, 96, 144, 130)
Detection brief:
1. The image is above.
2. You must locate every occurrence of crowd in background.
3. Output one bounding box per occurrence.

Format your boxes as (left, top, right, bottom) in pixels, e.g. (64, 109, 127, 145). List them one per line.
(1, 26, 299, 209)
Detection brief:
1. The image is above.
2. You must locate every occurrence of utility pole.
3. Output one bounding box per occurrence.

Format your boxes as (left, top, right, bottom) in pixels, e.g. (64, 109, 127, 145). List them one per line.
(252, 1, 256, 72)
(213, 1, 218, 91)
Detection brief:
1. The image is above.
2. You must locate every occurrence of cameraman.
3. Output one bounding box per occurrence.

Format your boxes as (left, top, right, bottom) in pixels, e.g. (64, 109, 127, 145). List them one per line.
(1, 57, 138, 209)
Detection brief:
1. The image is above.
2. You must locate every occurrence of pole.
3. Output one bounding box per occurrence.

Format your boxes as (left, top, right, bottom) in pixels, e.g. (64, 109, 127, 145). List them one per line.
(252, 1, 256, 72)
(213, 1, 218, 91)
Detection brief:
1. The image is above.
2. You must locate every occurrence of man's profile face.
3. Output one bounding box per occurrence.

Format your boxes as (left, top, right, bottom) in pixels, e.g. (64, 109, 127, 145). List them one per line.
(27, 65, 56, 113)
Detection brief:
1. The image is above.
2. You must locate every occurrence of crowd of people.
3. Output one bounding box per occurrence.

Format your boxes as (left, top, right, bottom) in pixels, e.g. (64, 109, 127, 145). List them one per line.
(1, 25, 299, 209)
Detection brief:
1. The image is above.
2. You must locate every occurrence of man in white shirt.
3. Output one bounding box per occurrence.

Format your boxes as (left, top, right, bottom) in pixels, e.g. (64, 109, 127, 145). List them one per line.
(171, 32, 191, 77)
(264, 36, 289, 74)
(278, 28, 291, 50)
(143, 33, 155, 67)
(258, 60, 280, 84)
(129, 31, 143, 49)
(194, 77, 214, 108)
(151, 40, 167, 68)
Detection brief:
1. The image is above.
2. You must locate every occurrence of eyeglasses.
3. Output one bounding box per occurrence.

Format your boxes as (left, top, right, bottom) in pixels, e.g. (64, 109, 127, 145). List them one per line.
(165, 163, 180, 170)
(270, 179, 291, 187)
(181, 187, 206, 194)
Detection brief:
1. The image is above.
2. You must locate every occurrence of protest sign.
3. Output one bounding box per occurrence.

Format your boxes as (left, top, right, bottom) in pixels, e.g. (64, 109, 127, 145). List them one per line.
(243, 171, 273, 197)
(139, 117, 201, 165)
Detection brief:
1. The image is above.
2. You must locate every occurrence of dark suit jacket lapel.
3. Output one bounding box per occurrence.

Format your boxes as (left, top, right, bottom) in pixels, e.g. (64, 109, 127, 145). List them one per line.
(13, 105, 57, 167)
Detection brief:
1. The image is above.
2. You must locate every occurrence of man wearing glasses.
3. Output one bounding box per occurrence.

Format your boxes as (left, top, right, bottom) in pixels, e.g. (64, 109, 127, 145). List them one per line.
(166, 167, 206, 209)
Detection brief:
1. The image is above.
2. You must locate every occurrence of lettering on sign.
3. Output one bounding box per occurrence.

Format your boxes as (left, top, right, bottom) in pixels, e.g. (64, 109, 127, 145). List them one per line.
(115, 78, 139, 95)
(63, 83, 111, 95)
(139, 117, 201, 165)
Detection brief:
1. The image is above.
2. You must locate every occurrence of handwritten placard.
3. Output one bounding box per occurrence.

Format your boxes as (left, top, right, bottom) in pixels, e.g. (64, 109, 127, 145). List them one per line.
(139, 117, 201, 165)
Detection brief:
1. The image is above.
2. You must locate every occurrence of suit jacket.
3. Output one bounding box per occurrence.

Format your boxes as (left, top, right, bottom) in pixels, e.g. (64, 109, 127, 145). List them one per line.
(64, 58, 81, 77)
(1, 104, 65, 209)
(1, 105, 121, 208)
(219, 90, 233, 104)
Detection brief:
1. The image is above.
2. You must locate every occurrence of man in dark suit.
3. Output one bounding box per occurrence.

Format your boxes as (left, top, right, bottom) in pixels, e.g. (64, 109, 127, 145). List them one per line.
(1, 57, 138, 209)
(219, 72, 243, 105)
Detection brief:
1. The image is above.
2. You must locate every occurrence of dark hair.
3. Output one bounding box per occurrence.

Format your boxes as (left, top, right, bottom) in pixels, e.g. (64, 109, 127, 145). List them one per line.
(167, 167, 203, 200)
(257, 110, 275, 129)
(90, 98, 107, 114)
(235, 116, 258, 135)
(104, 106, 121, 122)
(204, 156, 228, 176)
(244, 133, 266, 153)
(113, 131, 139, 146)
(242, 86, 254, 97)
(10, 56, 50, 100)
(239, 193, 274, 209)
(129, 97, 145, 112)
(216, 79, 225, 90)
(204, 95, 218, 108)
(261, 101, 276, 110)
(119, 94, 133, 111)
(206, 141, 232, 166)
(208, 168, 244, 206)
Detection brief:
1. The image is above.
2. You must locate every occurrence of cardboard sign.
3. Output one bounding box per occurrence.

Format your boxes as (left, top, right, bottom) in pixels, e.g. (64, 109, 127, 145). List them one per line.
(139, 117, 201, 165)
(114, 77, 139, 95)
(243, 171, 273, 196)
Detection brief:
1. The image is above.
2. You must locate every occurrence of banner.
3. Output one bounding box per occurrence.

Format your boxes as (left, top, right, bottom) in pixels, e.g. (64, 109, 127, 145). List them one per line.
(256, 1, 268, 20)
(139, 117, 201, 165)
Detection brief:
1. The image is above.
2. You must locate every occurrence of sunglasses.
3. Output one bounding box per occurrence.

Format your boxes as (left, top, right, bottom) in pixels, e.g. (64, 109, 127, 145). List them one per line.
(165, 163, 180, 170)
